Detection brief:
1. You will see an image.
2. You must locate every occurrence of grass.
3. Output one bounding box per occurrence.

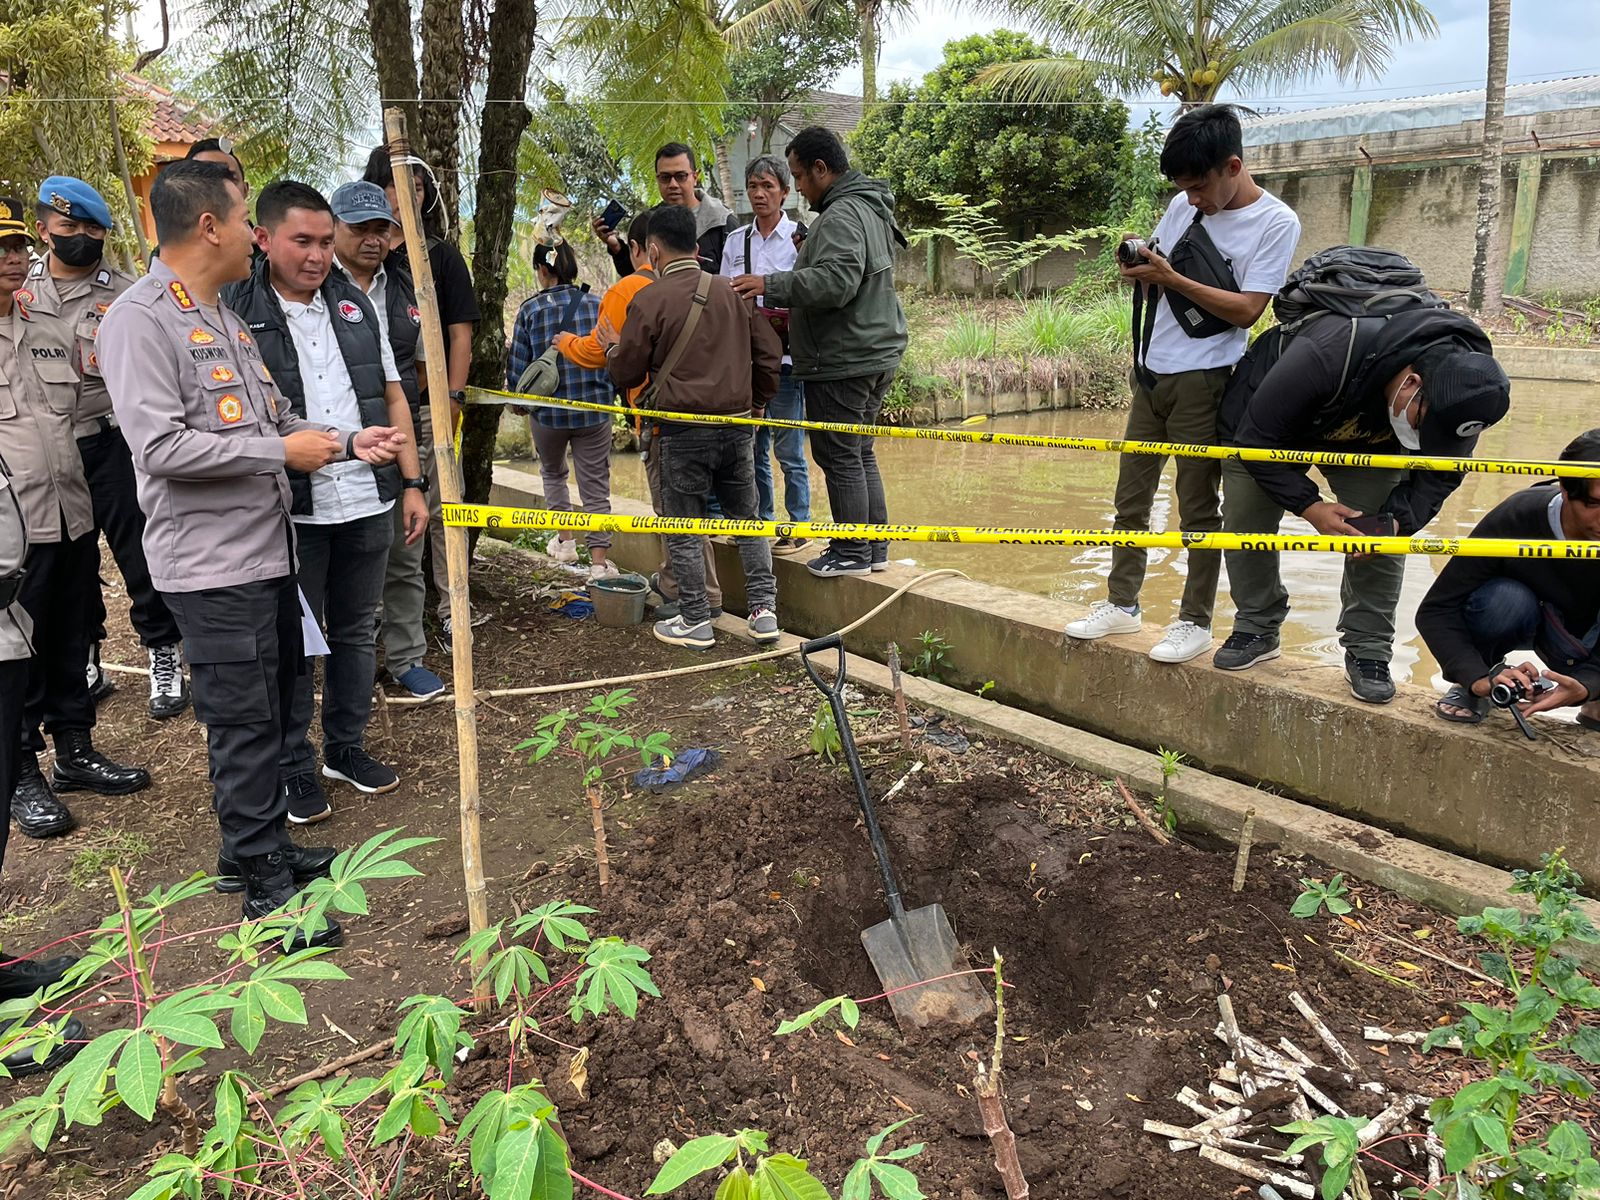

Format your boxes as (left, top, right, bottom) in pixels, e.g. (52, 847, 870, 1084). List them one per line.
(68, 829, 155, 889)
(941, 312, 999, 359)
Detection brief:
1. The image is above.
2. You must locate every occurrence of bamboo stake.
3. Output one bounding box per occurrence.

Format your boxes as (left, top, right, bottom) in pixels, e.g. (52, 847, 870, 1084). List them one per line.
(887, 643, 913, 753)
(1232, 807, 1256, 892)
(1217, 993, 1256, 1098)
(588, 787, 610, 894)
(1196, 1147, 1315, 1198)
(974, 951, 1030, 1200)
(1288, 991, 1359, 1072)
(385, 110, 489, 1009)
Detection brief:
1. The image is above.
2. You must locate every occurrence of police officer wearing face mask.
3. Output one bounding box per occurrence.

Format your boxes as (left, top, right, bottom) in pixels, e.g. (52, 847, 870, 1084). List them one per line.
(1, 194, 150, 842)
(32, 177, 190, 721)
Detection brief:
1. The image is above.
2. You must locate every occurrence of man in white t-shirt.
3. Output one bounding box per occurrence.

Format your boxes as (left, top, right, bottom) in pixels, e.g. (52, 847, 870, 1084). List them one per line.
(1066, 104, 1300, 665)
(720, 154, 811, 556)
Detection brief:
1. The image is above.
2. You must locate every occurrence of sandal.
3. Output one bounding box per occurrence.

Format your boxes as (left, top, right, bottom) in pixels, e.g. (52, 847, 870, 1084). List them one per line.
(1435, 683, 1489, 725)
(1578, 712, 1600, 733)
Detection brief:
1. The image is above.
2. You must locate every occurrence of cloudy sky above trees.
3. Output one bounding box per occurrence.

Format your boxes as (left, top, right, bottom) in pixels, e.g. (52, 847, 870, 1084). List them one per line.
(843, 0, 1597, 112)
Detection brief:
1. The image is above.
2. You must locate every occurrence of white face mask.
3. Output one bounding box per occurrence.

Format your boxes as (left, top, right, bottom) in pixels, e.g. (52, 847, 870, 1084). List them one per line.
(1388, 382, 1421, 450)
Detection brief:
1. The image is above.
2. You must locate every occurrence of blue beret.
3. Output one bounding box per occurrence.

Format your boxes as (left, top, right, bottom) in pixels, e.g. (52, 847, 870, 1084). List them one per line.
(38, 176, 116, 232)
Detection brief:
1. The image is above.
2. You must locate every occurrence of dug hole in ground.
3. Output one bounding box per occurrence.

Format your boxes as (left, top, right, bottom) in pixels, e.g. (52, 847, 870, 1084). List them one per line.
(4, 539, 1591, 1199)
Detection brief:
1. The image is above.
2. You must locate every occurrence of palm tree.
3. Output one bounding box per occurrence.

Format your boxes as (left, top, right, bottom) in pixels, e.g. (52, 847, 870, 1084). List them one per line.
(973, 0, 1438, 108)
(1467, 0, 1510, 314)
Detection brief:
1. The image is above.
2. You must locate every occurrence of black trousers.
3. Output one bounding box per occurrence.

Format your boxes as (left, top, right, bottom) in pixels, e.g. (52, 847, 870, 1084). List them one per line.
(0, 659, 26, 872)
(19, 529, 98, 756)
(78, 425, 180, 648)
(161, 575, 301, 860)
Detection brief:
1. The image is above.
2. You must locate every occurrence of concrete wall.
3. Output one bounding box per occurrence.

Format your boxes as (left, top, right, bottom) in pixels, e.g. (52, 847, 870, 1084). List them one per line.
(490, 464, 1600, 885)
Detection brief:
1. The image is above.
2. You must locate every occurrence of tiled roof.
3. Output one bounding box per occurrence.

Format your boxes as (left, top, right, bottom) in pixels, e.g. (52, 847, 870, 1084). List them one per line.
(781, 89, 865, 139)
(124, 74, 220, 147)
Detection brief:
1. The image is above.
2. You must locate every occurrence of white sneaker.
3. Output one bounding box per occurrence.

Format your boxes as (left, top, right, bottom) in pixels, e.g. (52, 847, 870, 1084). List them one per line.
(1064, 600, 1142, 641)
(1149, 620, 1213, 664)
(587, 560, 620, 581)
(547, 535, 580, 564)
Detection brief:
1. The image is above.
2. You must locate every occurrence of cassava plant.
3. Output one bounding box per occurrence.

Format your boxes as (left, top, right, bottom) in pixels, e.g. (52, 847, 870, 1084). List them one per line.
(1280, 850, 1600, 1200)
(516, 687, 672, 890)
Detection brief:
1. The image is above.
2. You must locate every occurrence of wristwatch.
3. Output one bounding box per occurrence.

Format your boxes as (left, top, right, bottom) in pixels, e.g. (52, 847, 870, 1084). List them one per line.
(449, 389, 466, 404)
(402, 477, 428, 491)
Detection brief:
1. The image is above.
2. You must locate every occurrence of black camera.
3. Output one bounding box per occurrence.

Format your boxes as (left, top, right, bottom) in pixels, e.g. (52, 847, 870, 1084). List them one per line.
(1489, 677, 1555, 707)
(1117, 237, 1149, 267)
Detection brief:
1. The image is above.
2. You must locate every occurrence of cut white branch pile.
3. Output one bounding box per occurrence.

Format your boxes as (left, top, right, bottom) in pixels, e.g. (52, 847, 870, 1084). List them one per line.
(1143, 994, 1438, 1199)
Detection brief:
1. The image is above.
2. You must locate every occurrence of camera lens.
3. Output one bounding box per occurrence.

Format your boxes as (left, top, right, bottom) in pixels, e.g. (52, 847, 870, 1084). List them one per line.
(1117, 238, 1145, 267)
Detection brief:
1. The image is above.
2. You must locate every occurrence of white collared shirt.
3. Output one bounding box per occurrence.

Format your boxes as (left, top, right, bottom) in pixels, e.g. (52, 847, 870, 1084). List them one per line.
(276, 285, 400, 525)
(720, 213, 799, 365)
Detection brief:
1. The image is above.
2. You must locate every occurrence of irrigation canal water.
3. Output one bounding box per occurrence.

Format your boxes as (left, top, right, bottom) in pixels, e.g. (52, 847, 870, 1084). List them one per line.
(517, 376, 1588, 689)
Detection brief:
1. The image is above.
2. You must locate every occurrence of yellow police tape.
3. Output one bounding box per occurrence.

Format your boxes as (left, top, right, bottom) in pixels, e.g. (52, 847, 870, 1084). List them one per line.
(466, 386, 1600, 480)
(442, 503, 1598, 560)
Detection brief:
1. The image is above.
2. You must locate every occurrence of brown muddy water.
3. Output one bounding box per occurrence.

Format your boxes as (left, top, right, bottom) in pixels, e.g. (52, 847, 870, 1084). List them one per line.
(515, 376, 1591, 688)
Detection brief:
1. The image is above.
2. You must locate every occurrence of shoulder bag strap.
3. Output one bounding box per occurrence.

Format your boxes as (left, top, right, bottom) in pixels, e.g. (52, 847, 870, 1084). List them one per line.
(654, 271, 713, 390)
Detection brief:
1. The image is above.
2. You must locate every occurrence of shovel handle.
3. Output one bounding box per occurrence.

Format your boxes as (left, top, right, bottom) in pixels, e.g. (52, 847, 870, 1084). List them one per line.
(798, 634, 908, 921)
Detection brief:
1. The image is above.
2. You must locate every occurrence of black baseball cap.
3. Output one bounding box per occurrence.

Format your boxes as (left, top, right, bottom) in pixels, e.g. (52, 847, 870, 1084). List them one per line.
(1416, 345, 1511, 457)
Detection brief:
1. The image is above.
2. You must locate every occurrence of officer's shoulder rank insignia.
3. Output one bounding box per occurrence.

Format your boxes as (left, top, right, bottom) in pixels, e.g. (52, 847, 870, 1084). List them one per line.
(168, 280, 196, 310)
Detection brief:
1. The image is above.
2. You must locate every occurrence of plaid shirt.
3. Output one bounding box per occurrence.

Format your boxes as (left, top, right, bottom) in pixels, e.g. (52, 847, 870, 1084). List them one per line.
(507, 284, 611, 429)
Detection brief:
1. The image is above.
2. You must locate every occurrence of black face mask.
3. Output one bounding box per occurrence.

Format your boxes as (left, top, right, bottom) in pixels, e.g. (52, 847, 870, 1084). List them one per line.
(50, 233, 104, 269)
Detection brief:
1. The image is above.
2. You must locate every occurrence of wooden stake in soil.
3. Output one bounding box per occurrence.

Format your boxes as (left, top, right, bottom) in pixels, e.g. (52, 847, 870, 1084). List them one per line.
(887, 642, 913, 753)
(1231, 806, 1256, 892)
(1216, 993, 1256, 1098)
(974, 950, 1031, 1200)
(1116, 777, 1171, 846)
(588, 787, 610, 893)
(384, 110, 490, 1007)
(1288, 991, 1359, 1072)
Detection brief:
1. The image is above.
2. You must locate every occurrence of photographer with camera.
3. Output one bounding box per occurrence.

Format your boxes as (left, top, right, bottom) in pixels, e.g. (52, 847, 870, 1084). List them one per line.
(1066, 105, 1299, 665)
(1215, 264, 1510, 702)
(1418, 428, 1600, 730)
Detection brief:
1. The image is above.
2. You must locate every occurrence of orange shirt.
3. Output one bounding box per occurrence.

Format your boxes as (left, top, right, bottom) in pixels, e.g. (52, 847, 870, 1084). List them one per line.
(557, 270, 655, 404)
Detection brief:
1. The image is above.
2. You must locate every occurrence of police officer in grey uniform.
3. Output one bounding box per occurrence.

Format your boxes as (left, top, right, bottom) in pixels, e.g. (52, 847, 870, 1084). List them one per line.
(2, 200, 150, 842)
(0, 202, 90, 1076)
(31, 176, 189, 719)
(100, 161, 407, 948)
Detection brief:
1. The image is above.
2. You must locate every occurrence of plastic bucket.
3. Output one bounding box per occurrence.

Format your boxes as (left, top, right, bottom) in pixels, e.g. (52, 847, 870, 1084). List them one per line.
(589, 575, 649, 627)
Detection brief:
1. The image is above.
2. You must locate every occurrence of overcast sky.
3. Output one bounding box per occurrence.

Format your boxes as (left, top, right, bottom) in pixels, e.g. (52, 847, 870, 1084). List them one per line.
(837, 0, 1598, 113)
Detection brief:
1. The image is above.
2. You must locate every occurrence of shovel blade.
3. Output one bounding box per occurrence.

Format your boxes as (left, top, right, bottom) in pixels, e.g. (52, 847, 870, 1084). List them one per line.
(860, 903, 993, 1031)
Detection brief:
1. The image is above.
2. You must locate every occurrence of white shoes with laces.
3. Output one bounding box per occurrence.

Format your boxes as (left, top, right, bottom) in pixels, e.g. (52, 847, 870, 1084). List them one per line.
(1148, 620, 1214, 664)
(1065, 602, 1212, 664)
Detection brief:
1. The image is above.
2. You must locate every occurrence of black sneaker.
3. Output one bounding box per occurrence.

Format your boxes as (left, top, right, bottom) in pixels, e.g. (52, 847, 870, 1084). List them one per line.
(322, 747, 400, 795)
(870, 542, 890, 572)
(283, 772, 333, 825)
(1213, 631, 1282, 672)
(1345, 652, 1396, 705)
(806, 548, 871, 578)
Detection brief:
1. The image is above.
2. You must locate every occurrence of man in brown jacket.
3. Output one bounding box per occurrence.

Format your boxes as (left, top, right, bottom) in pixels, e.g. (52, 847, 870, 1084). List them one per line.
(605, 205, 783, 652)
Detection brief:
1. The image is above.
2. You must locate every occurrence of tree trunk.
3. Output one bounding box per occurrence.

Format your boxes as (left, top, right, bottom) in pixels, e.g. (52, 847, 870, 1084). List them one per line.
(419, 0, 466, 224)
(368, 0, 421, 149)
(463, 0, 539, 521)
(857, 0, 878, 110)
(713, 139, 737, 207)
(1467, 0, 1511, 314)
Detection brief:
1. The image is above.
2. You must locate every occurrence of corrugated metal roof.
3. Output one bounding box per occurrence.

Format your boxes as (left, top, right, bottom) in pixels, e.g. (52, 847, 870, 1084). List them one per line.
(1243, 74, 1600, 147)
(781, 90, 864, 139)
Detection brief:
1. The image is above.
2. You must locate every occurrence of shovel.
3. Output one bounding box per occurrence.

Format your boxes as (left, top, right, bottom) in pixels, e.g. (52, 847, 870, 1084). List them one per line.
(799, 635, 992, 1031)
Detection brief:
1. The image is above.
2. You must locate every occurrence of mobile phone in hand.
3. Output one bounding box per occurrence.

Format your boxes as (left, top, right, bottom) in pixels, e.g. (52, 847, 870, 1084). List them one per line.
(599, 199, 628, 232)
(1347, 513, 1397, 537)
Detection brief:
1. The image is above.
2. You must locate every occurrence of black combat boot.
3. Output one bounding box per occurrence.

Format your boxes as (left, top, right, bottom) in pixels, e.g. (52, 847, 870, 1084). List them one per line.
(49, 729, 151, 796)
(9, 755, 77, 838)
(0, 955, 81, 1000)
(146, 643, 191, 721)
(239, 851, 343, 952)
(215, 843, 337, 894)
(1, 1015, 86, 1078)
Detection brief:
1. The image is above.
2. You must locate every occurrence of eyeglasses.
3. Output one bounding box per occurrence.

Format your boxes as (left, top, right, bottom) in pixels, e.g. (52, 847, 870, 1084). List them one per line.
(656, 170, 692, 185)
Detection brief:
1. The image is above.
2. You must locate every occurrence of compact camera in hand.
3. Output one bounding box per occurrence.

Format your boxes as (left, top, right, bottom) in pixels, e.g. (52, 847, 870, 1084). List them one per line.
(1117, 238, 1151, 267)
(1489, 676, 1556, 707)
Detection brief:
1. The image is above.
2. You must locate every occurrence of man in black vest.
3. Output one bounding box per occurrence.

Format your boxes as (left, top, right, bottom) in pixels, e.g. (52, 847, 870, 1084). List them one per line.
(1217, 306, 1510, 702)
(224, 182, 428, 824)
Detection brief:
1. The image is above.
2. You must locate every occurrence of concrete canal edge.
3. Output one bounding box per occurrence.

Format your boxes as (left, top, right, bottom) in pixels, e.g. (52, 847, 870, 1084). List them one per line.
(489, 464, 1600, 924)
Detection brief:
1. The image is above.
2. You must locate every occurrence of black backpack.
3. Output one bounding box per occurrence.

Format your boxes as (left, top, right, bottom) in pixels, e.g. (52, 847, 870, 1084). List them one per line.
(1217, 245, 1448, 441)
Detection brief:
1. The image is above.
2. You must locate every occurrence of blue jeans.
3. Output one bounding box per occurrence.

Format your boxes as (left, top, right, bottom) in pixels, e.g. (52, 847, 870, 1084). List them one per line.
(1464, 578, 1600, 668)
(755, 369, 810, 523)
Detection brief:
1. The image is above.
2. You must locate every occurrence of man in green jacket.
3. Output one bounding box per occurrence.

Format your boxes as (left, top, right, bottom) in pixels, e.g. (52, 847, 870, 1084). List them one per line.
(734, 125, 908, 578)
